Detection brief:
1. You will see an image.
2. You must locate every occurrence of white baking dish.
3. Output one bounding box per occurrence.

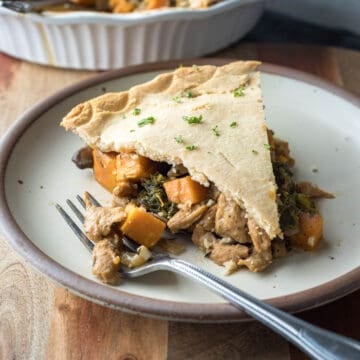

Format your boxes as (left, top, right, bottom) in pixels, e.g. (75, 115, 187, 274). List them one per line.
(0, 0, 263, 70)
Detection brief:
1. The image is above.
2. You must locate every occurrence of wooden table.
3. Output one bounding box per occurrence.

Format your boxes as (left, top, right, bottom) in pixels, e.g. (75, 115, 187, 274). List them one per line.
(0, 43, 359, 360)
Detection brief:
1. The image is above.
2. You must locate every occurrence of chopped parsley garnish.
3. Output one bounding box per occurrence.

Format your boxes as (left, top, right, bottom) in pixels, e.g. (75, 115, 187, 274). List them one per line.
(230, 121, 237, 128)
(173, 96, 182, 103)
(212, 125, 220, 136)
(252, 149, 258, 154)
(130, 129, 135, 133)
(192, 64, 199, 71)
(264, 143, 271, 150)
(174, 135, 184, 143)
(233, 85, 245, 97)
(138, 116, 155, 127)
(174, 91, 193, 103)
(183, 115, 203, 124)
(121, 114, 127, 119)
(185, 145, 197, 151)
(133, 108, 141, 115)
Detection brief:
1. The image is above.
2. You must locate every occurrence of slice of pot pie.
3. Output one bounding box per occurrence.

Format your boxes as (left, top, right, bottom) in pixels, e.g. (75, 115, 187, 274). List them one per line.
(61, 61, 333, 284)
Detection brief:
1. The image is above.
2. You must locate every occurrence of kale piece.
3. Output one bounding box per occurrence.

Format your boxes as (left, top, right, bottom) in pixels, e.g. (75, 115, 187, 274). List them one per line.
(136, 173, 178, 219)
(273, 162, 316, 236)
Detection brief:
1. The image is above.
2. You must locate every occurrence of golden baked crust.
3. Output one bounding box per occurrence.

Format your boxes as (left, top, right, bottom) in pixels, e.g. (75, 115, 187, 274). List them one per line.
(62, 61, 260, 133)
(61, 61, 282, 239)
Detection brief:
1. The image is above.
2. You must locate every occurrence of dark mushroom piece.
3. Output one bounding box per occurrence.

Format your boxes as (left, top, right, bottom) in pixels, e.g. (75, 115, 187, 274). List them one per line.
(72, 146, 94, 169)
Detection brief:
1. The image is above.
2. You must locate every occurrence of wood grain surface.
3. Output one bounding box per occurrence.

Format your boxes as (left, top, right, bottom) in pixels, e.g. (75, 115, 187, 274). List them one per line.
(0, 44, 359, 360)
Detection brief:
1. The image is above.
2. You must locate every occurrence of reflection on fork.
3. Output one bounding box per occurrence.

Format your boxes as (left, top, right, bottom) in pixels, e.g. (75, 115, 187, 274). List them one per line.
(55, 192, 360, 360)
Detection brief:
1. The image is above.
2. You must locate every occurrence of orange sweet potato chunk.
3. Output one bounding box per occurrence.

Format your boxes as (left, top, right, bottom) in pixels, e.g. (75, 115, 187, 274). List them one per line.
(290, 212, 323, 251)
(110, 0, 135, 12)
(164, 176, 208, 205)
(147, 0, 168, 9)
(116, 152, 155, 182)
(93, 149, 117, 192)
(120, 205, 166, 248)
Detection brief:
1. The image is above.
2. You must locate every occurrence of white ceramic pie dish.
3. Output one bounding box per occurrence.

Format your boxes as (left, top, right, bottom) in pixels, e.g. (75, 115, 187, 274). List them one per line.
(0, 59, 359, 322)
(0, 0, 263, 70)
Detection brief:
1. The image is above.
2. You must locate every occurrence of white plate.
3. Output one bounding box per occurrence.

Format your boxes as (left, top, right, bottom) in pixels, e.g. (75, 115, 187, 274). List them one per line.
(0, 60, 359, 321)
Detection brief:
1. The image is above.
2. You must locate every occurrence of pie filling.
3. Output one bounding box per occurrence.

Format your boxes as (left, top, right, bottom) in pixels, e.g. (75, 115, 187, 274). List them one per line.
(73, 131, 333, 284)
(57, 0, 219, 14)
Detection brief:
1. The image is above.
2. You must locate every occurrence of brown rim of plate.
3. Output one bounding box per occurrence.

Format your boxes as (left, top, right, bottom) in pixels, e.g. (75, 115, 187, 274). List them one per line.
(0, 58, 359, 323)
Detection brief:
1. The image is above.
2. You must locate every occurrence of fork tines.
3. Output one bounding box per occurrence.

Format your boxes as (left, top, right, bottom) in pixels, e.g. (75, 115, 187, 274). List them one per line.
(55, 195, 95, 252)
(57, 192, 155, 256)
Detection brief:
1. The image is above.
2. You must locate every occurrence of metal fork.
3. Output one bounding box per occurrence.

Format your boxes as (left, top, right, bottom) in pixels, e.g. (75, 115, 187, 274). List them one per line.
(56, 193, 360, 360)
(0, 0, 108, 13)
(0, 0, 68, 13)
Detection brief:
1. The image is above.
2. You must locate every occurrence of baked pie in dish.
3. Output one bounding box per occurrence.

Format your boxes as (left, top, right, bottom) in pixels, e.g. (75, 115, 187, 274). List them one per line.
(61, 61, 333, 284)
(70, 0, 221, 13)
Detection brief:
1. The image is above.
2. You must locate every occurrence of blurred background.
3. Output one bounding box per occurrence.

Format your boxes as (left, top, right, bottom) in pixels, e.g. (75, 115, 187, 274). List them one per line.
(249, 0, 360, 50)
(2, 0, 360, 69)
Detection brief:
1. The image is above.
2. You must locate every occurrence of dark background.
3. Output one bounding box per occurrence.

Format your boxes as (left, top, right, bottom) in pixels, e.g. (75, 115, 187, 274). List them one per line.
(245, 11, 360, 51)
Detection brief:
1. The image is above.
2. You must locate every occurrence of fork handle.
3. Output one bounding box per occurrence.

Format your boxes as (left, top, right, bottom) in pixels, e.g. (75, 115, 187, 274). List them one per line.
(162, 258, 360, 360)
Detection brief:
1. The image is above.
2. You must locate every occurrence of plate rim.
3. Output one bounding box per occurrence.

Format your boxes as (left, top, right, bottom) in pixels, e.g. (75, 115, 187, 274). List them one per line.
(0, 58, 359, 322)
